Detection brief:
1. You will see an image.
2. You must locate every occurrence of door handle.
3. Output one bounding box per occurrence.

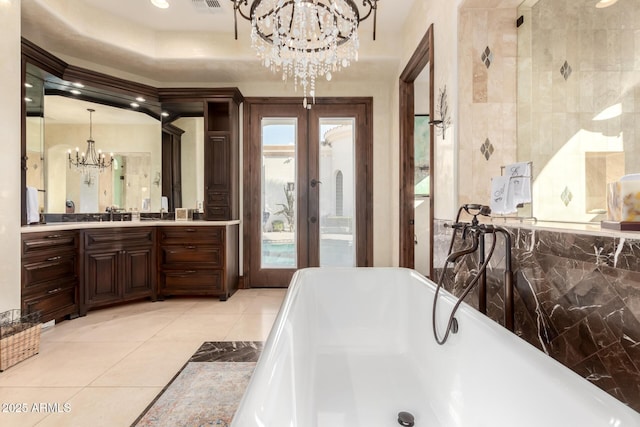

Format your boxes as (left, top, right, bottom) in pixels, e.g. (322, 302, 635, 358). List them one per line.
(309, 216, 317, 224)
(310, 179, 322, 188)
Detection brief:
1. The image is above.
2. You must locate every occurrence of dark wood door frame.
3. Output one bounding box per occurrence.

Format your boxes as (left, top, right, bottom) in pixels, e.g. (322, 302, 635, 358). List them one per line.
(243, 97, 374, 288)
(399, 25, 435, 276)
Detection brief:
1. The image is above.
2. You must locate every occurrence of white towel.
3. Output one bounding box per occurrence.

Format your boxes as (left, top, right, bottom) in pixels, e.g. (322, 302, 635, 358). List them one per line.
(504, 162, 532, 206)
(26, 186, 40, 224)
(490, 176, 517, 215)
(161, 196, 169, 212)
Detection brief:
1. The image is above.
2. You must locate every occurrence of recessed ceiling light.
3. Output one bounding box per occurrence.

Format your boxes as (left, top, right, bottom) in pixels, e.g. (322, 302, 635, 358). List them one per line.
(70, 89, 82, 95)
(150, 0, 169, 9)
(596, 0, 618, 8)
(24, 82, 33, 88)
(161, 111, 170, 117)
(72, 82, 84, 88)
(130, 102, 140, 108)
(24, 97, 33, 102)
(136, 97, 146, 102)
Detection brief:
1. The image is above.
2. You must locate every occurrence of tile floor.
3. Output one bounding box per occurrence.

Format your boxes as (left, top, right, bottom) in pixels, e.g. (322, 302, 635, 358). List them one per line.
(0, 289, 286, 427)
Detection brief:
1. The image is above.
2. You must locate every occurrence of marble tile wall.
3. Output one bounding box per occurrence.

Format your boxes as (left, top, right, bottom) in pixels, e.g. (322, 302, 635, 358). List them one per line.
(433, 219, 640, 412)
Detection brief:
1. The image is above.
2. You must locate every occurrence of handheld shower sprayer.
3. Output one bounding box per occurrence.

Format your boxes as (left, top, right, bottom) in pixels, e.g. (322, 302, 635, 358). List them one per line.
(433, 204, 514, 345)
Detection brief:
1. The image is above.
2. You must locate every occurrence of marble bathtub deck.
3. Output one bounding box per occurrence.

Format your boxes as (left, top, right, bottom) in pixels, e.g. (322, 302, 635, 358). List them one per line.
(0, 289, 285, 427)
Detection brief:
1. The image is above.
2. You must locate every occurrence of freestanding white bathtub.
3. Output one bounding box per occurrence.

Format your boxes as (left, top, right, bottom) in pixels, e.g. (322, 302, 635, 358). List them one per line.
(232, 268, 640, 427)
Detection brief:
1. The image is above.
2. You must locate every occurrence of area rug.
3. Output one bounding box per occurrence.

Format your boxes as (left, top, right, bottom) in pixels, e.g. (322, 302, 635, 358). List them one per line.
(133, 342, 262, 427)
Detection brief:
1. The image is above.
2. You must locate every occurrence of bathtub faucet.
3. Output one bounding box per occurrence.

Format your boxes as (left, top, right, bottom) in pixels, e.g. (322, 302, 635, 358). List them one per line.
(433, 204, 515, 344)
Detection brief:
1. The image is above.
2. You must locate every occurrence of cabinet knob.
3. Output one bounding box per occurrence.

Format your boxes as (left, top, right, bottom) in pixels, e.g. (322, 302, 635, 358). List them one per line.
(47, 287, 63, 295)
(185, 245, 197, 249)
(46, 256, 62, 261)
(45, 234, 62, 239)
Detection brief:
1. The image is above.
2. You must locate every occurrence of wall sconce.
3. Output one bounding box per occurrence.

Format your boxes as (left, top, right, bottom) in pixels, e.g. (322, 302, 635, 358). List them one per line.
(429, 85, 452, 140)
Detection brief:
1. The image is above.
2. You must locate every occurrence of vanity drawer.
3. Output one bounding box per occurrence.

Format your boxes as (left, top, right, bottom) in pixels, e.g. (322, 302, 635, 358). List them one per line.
(159, 270, 223, 295)
(205, 207, 230, 220)
(22, 253, 77, 292)
(22, 231, 77, 257)
(22, 285, 77, 323)
(160, 245, 223, 266)
(158, 226, 224, 245)
(84, 228, 154, 249)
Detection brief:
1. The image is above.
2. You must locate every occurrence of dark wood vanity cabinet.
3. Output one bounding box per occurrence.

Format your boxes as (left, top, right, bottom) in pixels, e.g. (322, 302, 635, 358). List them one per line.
(158, 225, 238, 300)
(21, 231, 79, 323)
(81, 227, 156, 314)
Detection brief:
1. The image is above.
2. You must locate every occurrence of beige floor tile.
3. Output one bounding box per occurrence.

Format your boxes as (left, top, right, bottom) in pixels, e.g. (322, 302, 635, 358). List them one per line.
(34, 386, 162, 427)
(0, 387, 81, 427)
(149, 313, 242, 342)
(243, 295, 285, 314)
(0, 342, 141, 387)
(187, 295, 253, 315)
(91, 340, 201, 387)
(44, 313, 178, 343)
(224, 314, 278, 341)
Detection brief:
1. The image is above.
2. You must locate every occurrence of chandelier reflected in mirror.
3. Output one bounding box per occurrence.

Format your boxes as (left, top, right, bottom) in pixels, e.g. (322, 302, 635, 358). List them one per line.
(67, 109, 114, 172)
(230, 0, 378, 108)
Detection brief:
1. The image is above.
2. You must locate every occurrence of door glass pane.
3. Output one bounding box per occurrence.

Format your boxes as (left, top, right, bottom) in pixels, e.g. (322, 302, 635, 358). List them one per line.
(261, 118, 297, 269)
(319, 118, 356, 267)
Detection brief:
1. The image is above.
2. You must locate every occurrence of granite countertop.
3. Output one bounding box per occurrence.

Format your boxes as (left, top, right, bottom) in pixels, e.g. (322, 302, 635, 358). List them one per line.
(21, 220, 241, 233)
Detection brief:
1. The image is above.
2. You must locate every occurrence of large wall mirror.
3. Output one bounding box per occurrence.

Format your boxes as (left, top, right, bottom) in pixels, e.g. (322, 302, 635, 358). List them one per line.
(23, 48, 207, 220)
(517, 0, 639, 223)
(25, 62, 162, 215)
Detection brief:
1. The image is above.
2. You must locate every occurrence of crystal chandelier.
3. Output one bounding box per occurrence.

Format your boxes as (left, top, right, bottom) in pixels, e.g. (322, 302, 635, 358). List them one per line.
(67, 109, 114, 172)
(230, 0, 378, 108)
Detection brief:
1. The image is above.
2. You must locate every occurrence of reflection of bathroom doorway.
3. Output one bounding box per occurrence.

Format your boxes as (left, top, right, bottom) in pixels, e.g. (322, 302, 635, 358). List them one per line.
(110, 153, 151, 211)
(399, 25, 434, 277)
(112, 155, 124, 209)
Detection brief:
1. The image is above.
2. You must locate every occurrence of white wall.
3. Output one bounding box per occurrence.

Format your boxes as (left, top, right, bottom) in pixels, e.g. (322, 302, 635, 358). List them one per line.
(0, 0, 22, 312)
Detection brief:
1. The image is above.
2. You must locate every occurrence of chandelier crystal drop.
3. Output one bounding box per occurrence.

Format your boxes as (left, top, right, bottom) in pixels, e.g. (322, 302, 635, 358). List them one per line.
(231, 0, 378, 108)
(67, 109, 114, 172)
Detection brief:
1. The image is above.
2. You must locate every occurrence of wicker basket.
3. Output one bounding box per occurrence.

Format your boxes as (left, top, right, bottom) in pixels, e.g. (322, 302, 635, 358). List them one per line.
(0, 310, 41, 372)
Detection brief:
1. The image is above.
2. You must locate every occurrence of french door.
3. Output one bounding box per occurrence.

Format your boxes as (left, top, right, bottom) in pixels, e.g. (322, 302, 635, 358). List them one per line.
(244, 98, 373, 287)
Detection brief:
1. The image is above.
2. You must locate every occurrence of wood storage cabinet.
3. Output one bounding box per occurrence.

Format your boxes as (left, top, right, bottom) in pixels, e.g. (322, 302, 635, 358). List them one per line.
(157, 225, 238, 300)
(21, 230, 79, 323)
(204, 92, 241, 221)
(81, 227, 156, 315)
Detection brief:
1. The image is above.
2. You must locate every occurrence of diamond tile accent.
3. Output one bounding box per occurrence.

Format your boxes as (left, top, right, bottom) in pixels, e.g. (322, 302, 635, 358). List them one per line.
(561, 186, 573, 206)
(481, 46, 494, 69)
(480, 138, 495, 160)
(560, 60, 572, 80)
